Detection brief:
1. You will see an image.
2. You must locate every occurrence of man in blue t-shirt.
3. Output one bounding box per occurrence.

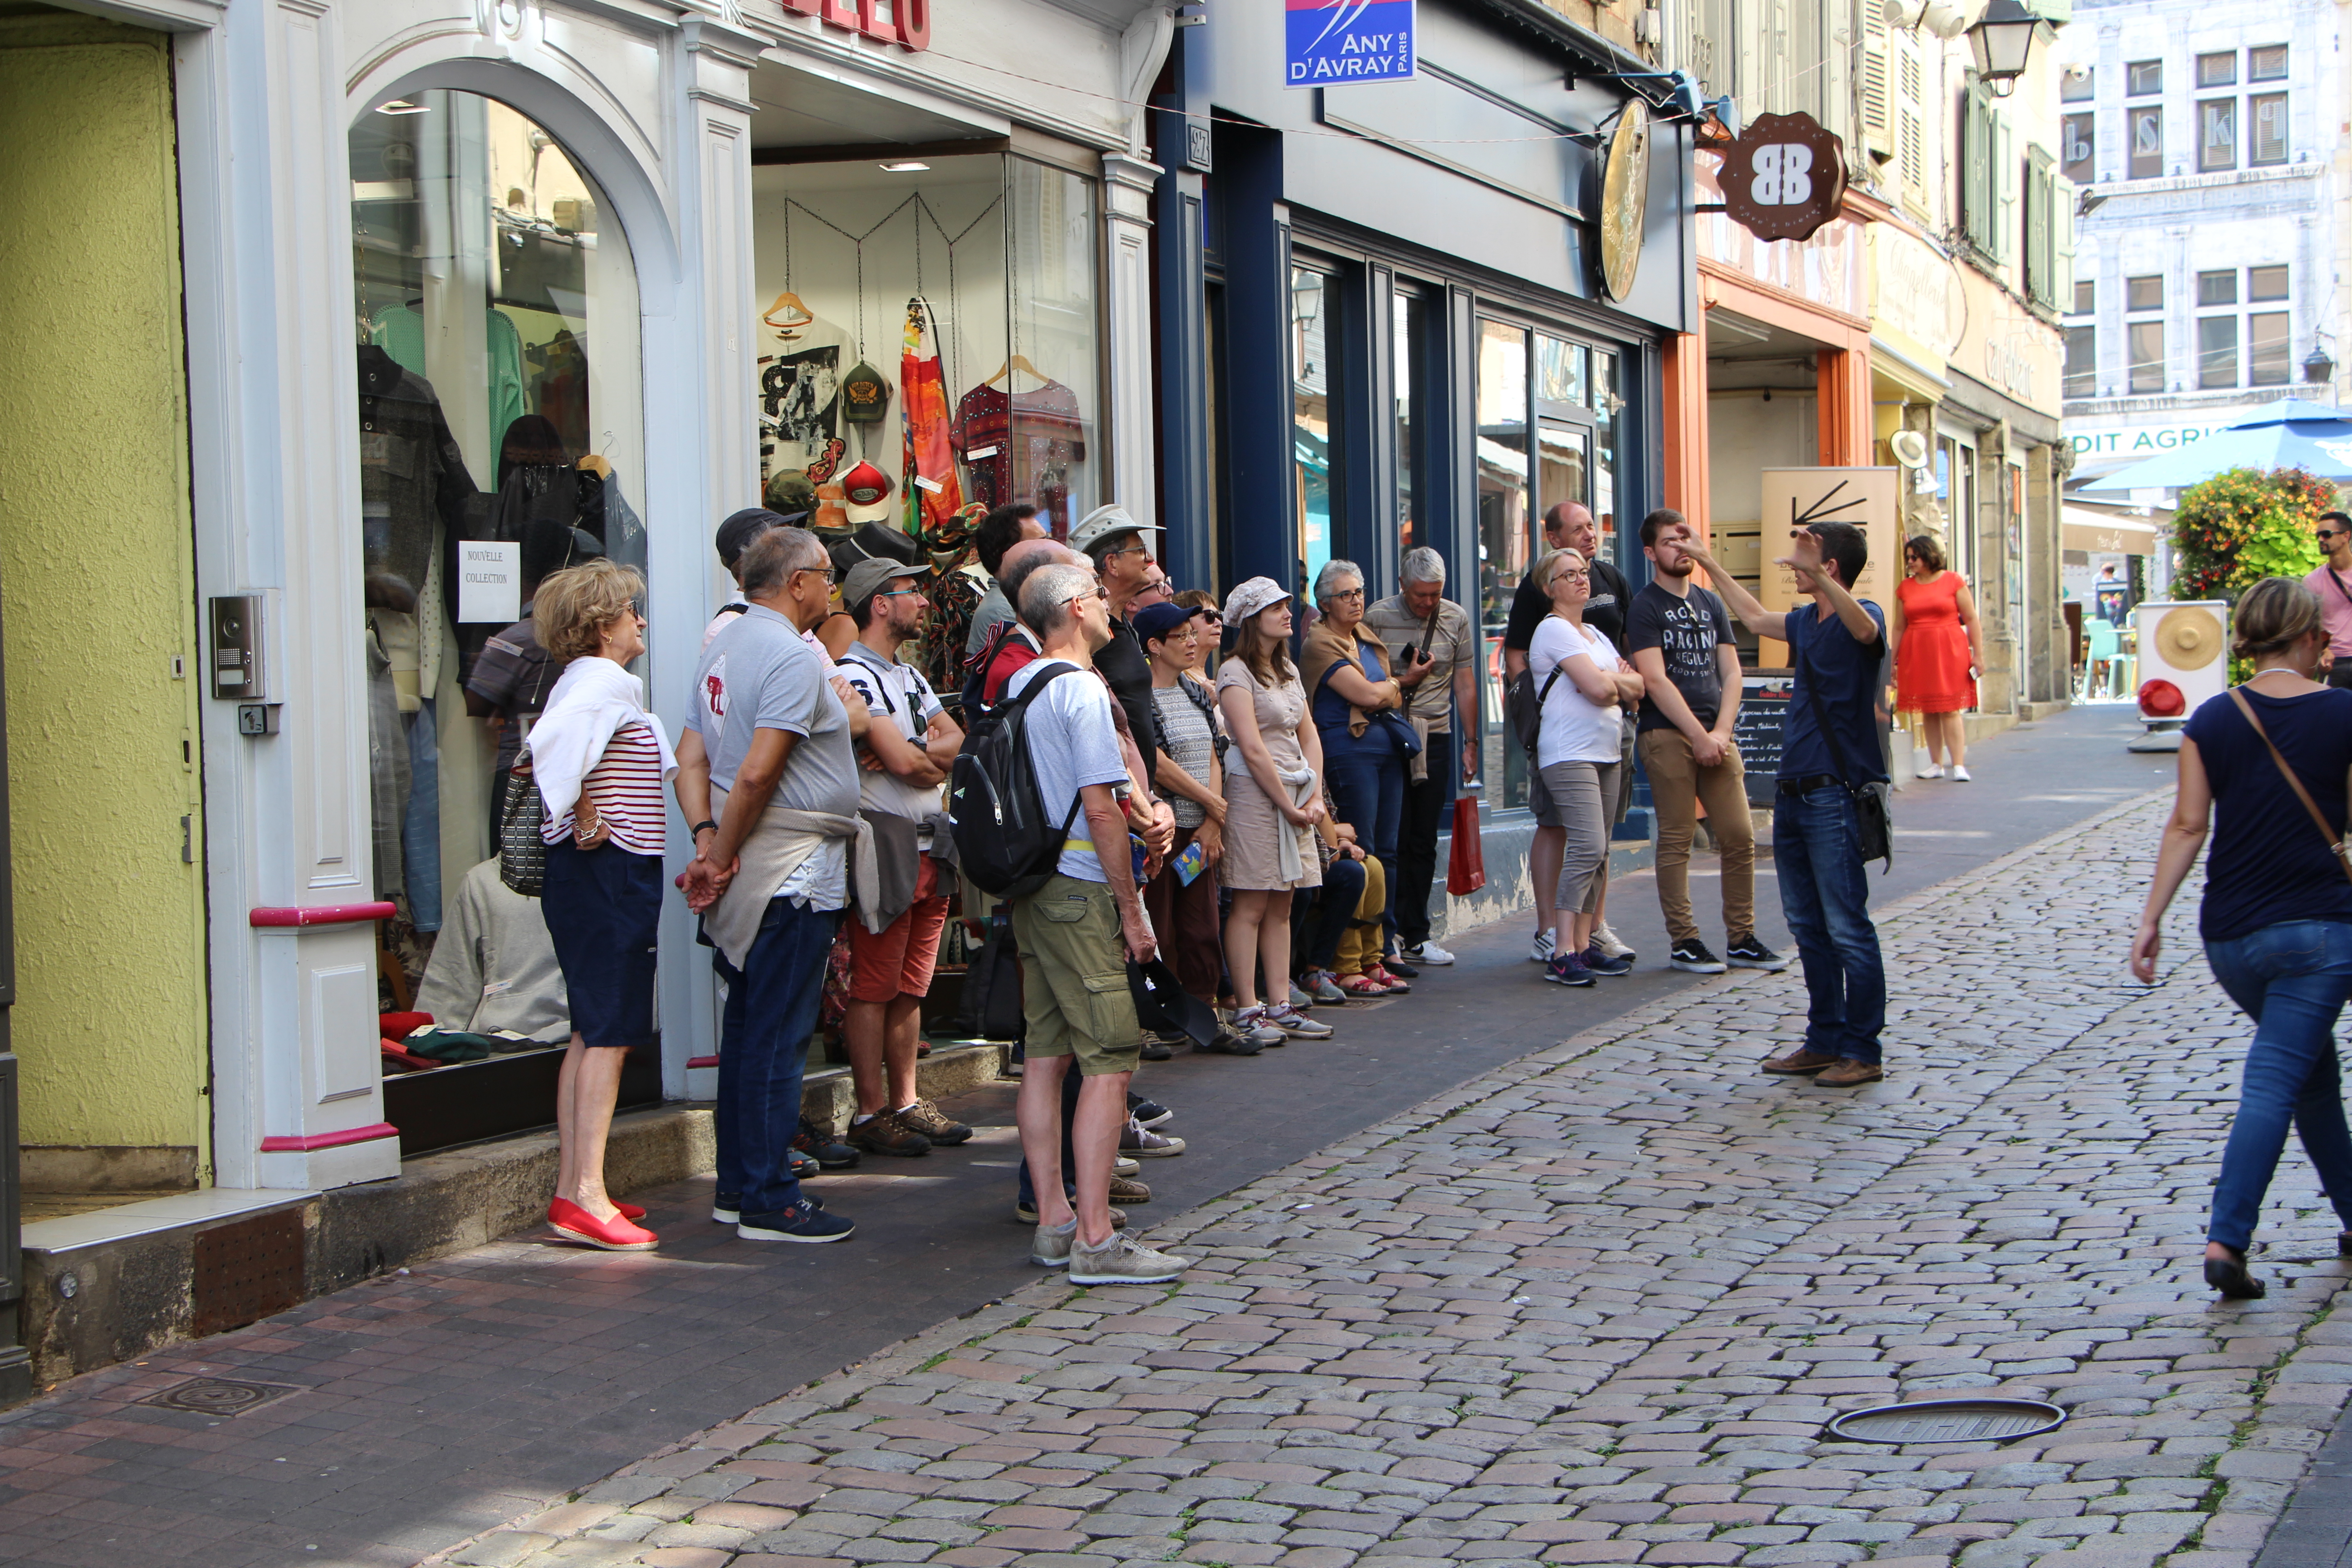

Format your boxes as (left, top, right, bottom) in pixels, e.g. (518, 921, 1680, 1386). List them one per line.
(1684, 521, 1889, 1086)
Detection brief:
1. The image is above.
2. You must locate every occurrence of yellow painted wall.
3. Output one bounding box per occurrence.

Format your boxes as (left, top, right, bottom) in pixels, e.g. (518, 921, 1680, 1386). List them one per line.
(0, 10, 209, 1164)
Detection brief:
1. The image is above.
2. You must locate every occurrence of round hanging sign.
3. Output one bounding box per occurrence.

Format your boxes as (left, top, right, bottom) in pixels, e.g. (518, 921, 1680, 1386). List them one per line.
(1827, 1398, 2064, 1446)
(1599, 99, 1650, 302)
(1719, 111, 1849, 244)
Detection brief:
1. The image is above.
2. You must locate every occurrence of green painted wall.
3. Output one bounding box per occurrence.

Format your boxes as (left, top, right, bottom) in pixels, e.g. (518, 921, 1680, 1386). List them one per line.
(0, 10, 209, 1166)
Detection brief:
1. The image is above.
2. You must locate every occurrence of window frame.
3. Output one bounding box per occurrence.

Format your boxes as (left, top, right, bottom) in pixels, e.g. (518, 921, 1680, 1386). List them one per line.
(2127, 104, 2163, 180)
(2197, 98, 2237, 172)
(2196, 315, 2239, 389)
(2127, 320, 2165, 394)
(2249, 92, 2288, 165)
(2126, 59, 2163, 96)
(2249, 312, 2291, 385)
(2063, 324, 2096, 399)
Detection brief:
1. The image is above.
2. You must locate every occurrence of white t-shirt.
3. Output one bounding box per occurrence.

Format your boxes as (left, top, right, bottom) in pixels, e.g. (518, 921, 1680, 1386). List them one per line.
(1527, 617, 1625, 767)
(834, 642, 947, 828)
(1004, 659, 1129, 884)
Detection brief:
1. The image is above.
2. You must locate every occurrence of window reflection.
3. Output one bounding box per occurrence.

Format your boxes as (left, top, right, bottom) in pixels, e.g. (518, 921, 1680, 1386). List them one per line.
(1395, 291, 1425, 557)
(1476, 320, 1530, 809)
(1292, 267, 1337, 588)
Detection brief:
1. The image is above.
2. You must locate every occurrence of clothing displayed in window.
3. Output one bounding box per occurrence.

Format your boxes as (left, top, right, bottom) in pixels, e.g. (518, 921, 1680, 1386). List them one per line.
(357, 345, 479, 601)
(413, 857, 573, 1042)
(530, 330, 590, 456)
(953, 377, 1085, 524)
(368, 303, 528, 463)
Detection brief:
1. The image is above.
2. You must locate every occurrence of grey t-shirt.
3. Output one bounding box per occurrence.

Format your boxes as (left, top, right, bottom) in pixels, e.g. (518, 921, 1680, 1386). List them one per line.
(686, 603, 860, 820)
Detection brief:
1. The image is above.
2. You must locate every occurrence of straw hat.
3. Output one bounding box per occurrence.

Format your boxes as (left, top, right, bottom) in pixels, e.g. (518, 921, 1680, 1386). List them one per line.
(2155, 607, 2225, 670)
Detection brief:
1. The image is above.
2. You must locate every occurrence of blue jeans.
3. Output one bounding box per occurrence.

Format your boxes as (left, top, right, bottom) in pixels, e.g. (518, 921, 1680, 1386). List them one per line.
(2202, 920, 2352, 1252)
(1324, 744, 1404, 948)
(1774, 785, 1886, 1063)
(713, 899, 842, 1219)
(1296, 855, 1367, 974)
(402, 699, 442, 931)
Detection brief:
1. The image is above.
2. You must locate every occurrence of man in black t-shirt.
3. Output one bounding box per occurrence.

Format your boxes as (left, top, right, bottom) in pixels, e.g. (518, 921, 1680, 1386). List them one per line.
(1624, 509, 1783, 977)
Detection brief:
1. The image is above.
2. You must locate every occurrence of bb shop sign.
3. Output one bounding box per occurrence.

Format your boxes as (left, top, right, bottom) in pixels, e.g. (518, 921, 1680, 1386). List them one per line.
(1287, 0, 1416, 86)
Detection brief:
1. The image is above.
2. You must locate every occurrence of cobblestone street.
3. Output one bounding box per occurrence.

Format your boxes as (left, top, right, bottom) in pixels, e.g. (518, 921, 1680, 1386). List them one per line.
(411, 789, 2352, 1568)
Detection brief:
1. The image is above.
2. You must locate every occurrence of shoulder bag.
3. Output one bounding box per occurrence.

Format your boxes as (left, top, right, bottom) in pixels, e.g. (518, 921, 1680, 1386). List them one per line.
(1796, 626, 1894, 870)
(2227, 689, 2352, 883)
(499, 764, 546, 897)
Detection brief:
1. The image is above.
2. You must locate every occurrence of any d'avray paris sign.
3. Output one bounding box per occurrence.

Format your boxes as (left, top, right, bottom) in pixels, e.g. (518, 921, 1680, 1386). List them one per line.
(1287, 0, 1415, 87)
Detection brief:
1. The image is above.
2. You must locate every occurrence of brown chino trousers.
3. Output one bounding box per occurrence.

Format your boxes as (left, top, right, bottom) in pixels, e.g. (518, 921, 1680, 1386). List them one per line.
(1637, 729, 1757, 945)
(1143, 823, 1224, 1004)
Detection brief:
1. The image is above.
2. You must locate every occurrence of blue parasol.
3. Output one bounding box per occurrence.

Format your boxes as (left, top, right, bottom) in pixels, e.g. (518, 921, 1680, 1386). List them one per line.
(2077, 399, 2352, 491)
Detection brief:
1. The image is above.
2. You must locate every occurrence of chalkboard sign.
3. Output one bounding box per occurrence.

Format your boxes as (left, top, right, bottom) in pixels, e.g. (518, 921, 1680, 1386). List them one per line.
(1734, 676, 1793, 807)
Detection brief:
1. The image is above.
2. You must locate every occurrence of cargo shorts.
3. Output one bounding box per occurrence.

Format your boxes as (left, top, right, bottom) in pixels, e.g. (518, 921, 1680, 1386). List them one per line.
(1010, 874, 1141, 1077)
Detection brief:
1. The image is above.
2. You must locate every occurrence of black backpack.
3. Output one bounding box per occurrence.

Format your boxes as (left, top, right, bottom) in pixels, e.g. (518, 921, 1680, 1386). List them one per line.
(949, 660, 1084, 899)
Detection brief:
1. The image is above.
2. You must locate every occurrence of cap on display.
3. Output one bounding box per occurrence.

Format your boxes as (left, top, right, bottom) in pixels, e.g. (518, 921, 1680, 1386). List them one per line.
(840, 460, 893, 507)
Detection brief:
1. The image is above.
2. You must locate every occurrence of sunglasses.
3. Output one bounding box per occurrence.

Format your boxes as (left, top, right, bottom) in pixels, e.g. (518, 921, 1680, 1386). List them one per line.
(2320, 529, 2345, 541)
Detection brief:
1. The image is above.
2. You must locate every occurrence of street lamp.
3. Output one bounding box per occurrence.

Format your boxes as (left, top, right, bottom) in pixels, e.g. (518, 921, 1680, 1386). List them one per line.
(1967, 0, 2044, 97)
(2304, 345, 2335, 386)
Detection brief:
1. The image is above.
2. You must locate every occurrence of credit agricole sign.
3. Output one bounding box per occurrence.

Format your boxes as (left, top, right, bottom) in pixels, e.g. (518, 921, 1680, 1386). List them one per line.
(2069, 420, 2237, 459)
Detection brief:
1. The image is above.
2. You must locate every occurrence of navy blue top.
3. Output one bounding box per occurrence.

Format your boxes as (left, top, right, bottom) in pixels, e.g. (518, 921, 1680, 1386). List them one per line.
(2184, 685, 2352, 943)
(1313, 639, 1409, 758)
(1779, 599, 1889, 784)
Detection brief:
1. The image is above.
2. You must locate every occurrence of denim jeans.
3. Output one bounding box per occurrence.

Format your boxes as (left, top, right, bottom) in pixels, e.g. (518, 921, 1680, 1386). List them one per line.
(2201, 919, 2352, 1252)
(401, 699, 442, 932)
(1773, 785, 1886, 1063)
(1324, 744, 1405, 948)
(1295, 855, 1367, 975)
(713, 898, 842, 1219)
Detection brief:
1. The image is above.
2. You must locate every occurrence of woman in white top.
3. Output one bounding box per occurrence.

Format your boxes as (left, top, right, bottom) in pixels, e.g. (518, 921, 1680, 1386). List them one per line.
(1527, 548, 1645, 987)
(528, 559, 677, 1251)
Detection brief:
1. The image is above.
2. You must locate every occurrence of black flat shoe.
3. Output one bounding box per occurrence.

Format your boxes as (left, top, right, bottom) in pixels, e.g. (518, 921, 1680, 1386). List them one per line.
(2205, 1249, 2266, 1299)
(2338, 1231, 2352, 1258)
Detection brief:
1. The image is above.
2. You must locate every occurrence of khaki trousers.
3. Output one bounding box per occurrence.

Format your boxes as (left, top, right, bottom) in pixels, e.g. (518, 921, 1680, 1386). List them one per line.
(1637, 729, 1757, 945)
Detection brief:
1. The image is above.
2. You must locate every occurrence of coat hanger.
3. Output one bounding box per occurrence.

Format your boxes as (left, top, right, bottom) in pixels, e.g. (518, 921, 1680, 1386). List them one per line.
(763, 290, 814, 339)
(577, 427, 614, 479)
(983, 353, 1048, 388)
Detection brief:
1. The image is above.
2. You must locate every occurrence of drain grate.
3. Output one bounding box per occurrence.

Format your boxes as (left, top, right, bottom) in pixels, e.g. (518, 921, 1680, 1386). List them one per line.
(1828, 1397, 2064, 1445)
(136, 1377, 304, 1418)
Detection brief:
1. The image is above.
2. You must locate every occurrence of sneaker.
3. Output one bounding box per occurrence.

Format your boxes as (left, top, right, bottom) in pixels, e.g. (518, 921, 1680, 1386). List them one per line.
(1761, 1048, 1838, 1075)
(1287, 982, 1314, 1009)
(1382, 954, 1420, 980)
(1366, 965, 1412, 995)
(788, 1149, 820, 1180)
(1916, 762, 1944, 779)
(1265, 1002, 1334, 1039)
(897, 1098, 974, 1146)
(1232, 1006, 1289, 1047)
(1592, 923, 1635, 962)
(1543, 951, 1596, 987)
(793, 1122, 861, 1170)
(1068, 1231, 1193, 1285)
(1114, 1155, 1142, 1176)
(1110, 1173, 1152, 1205)
(1670, 939, 1727, 974)
(1579, 945, 1632, 978)
(714, 1191, 823, 1224)
(1015, 1197, 1127, 1228)
(1139, 1033, 1176, 1061)
(1724, 935, 1790, 971)
(1032, 1218, 1079, 1268)
(1298, 969, 1347, 1004)
(1402, 941, 1455, 966)
(847, 1109, 931, 1158)
(1529, 928, 1556, 964)
(1121, 1119, 1186, 1157)
(738, 1199, 855, 1244)
(1950, 764, 1972, 782)
(1127, 1093, 1173, 1129)
(1195, 1029, 1265, 1056)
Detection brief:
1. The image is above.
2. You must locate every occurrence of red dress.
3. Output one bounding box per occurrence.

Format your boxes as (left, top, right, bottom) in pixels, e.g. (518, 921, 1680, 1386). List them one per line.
(1896, 571, 1976, 714)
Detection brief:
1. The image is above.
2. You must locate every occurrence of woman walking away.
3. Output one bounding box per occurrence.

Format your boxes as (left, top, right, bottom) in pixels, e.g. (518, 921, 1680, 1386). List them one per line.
(1217, 578, 1333, 1043)
(1893, 535, 1982, 780)
(2132, 576, 2352, 1299)
(530, 559, 676, 1251)
(1529, 549, 1645, 986)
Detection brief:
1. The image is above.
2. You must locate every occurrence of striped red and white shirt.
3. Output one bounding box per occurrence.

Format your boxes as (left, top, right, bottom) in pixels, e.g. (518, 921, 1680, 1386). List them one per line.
(544, 718, 669, 856)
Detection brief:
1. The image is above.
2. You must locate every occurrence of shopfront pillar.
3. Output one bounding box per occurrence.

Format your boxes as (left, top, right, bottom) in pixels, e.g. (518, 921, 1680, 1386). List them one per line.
(1102, 152, 1161, 531)
(1663, 332, 1710, 538)
(1815, 347, 1874, 467)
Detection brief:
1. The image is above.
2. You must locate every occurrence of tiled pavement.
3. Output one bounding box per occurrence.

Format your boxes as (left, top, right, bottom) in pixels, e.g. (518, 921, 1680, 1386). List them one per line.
(418, 786, 2352, 1568)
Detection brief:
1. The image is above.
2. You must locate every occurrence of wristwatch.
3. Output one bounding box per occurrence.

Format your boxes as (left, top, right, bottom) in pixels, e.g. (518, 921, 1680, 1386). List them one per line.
(692, 819, 719, 837)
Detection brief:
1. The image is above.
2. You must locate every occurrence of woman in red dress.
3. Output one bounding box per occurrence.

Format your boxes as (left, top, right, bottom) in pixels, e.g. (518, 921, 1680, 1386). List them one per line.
(1893, 535, 1984, 780)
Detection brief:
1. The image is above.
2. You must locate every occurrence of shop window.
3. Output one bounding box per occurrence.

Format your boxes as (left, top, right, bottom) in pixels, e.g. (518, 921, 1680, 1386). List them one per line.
(1475, 319, 1529, 808)
(2249, 312, 2291, 384)
(2073, 279, 2095, 315)
(2060, 66, 2093, 103)
(2127, 106, 2162, 179)
(2195, 52, 2235, 88)
(2249, 93, 2288, 164)
(2249, 265, 2289, 302)
(2063, 325, 2096, 398)
(1393, 290, 1426, 557)
(2126, 274, 2163, 312)
(2127, 321, 2165, 392)
(1538, 335, 1588, 408)
(2198, 100, 2236, 172)
(2197, 270, 2237, 307)
(2126, 60, 2161, 96)
(349, 90, 645, 1000)
(1591, 349, 1622, 554)
(2197, 316, 2239, 387)
(1291, 265, 1338, 589)
(2249, 45, 2288, 80)
(2061, 113, 2094, 183)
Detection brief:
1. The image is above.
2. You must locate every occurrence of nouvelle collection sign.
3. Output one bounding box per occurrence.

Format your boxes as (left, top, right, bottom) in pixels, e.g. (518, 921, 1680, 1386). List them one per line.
(1286, 0, 1416, 86)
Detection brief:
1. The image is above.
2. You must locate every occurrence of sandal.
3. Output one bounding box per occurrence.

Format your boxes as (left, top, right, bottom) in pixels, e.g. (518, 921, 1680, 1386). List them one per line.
(2204, 1245, 2266, 1300)
(1334, 972, 1387, 996)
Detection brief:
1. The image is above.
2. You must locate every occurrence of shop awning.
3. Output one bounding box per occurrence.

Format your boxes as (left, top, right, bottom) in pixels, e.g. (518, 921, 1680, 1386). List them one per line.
(2062, 507, 2161, 555)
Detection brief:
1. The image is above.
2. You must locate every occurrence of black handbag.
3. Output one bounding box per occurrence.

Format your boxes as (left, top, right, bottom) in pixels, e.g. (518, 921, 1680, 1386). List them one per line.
(960, 917, 1027, 1041)
(1796, 634, 1894, 870)
(499, 766, 547, 897)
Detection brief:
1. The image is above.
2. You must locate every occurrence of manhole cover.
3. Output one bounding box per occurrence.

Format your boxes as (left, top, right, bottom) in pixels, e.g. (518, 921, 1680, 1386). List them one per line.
(1827, 1397, 2064, 1446)
(136, 1377, 305, 1418)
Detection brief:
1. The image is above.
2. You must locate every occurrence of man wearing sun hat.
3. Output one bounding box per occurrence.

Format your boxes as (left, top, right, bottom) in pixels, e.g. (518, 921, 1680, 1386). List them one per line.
(1069, 504, 1168, 783)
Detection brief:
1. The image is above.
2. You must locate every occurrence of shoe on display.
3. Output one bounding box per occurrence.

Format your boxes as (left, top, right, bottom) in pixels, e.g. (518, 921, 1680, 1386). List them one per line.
(1724, 935, 1790, 971)
(1529, 928, 1556, 964)
(1543, 951, 1596, 987)
(1266, 1003, 1335, 1039)
(1109, 1173, 1152, 1205)
(1231, 1006, 1290, 1046)
(737, 1200, 856, 1244)
(1121, 1119, 1187, 1157)
(1068, 1231, 1194, 1285)
(1195, 1029, 1265, 1056)
(1298, 969, 1347, 1004)
(1127, 1093, 1174, 1129)
(1591, 923, 1635, 962)
(1670, 939, 1727, 974)
(793, 1122, 862, 1169)
(897, 1098, 974, 1146)
(847, 1109, 932, 1158)
(1402, 941, 1455, 966)
(1950, 764, 1972, 782)
(1579, 945, 1632, 978)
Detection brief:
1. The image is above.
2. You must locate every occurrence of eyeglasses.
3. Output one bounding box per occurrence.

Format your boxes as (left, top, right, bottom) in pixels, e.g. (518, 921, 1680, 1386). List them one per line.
(1060, 585, 1108, 609)
(1327, 588, 1366, 602)
(1100, 543, 1151, 560)
(1553, 568, 1591, 583)
(793, 565, 838, 584)
(876, 585, 923, 598)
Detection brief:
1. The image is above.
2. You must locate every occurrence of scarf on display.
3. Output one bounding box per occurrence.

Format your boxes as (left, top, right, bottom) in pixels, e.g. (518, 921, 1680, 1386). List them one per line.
(901, 298, 965, 534)
(525, 656, 677, 825)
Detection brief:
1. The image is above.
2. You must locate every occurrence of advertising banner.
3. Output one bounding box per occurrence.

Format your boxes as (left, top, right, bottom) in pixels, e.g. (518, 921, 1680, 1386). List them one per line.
(1286, 0, 1415, 87)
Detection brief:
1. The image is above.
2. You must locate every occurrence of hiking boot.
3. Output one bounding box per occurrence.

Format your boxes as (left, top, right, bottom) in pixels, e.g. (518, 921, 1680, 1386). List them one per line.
(897, 1098, 973, 1146)
(1670, 939, 1727, 974)
(793, 1122, 861, 1169)
(847, 1109, 931, 1157)
(1725, 935, 1790, 971)
(1121, 1120, 1186, 1157)
(1068, 1231, 1193, 1285)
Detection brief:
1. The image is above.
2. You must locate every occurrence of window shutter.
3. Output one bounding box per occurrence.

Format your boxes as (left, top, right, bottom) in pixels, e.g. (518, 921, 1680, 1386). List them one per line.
(1995, 110, 2017, 264)
(1963, 77, 1994, 257)
(2024, 145, 2054, 308)
(1861, 0, 1892, 158)
(2053, 173, 2077, 309)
